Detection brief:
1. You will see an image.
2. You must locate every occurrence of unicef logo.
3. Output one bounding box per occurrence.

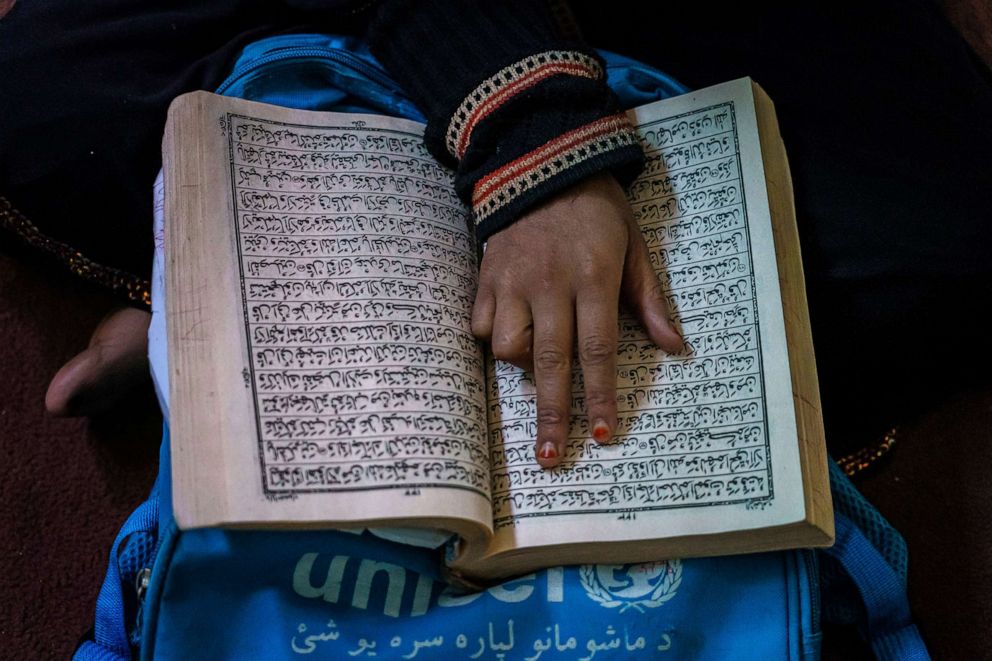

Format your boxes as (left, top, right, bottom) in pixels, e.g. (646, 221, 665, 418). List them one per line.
(580, 560, 682, 613)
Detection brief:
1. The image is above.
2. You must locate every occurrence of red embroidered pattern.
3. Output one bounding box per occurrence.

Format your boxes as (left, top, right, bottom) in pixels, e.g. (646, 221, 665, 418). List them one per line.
(472, 113, 637, 225)
(445, 50, 602, 160)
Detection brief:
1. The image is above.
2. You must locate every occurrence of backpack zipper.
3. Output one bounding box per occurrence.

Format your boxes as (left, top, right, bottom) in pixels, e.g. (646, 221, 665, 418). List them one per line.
(802, 550, 821, 638)
(215, 46, 399, 96)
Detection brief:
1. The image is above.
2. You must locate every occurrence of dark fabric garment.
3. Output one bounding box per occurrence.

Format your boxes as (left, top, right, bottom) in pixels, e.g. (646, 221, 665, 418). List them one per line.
(1, 0, 639, 272)
(0, 0, 369, 280)
(571, 0, 992, 448)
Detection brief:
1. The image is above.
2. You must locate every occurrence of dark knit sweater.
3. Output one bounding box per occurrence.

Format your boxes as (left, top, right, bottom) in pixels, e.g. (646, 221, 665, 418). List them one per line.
(367, 0, 645, 242)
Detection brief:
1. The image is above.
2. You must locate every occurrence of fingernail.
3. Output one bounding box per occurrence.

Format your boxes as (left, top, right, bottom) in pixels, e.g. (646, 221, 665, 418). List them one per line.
(592, 420, 611, 443)
(538, 441, 558, 460)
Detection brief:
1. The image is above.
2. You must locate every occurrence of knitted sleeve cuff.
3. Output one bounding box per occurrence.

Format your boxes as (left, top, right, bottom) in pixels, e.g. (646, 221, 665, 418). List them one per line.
(450, 50, 643, 239)
(369, 1, 645, 243)
(469, 108, 643, 240)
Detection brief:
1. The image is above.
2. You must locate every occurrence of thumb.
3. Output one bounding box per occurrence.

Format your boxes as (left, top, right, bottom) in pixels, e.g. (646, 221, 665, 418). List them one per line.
(621, 219, 683, 354)
(45, 307, 151, 416)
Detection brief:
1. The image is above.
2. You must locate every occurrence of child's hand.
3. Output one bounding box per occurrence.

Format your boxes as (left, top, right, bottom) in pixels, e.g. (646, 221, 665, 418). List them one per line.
(471, 173, 683, 468)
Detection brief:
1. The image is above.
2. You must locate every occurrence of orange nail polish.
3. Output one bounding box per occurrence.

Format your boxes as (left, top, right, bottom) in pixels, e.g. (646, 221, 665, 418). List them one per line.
(592, 420, 611, 442)
(538, 441, 558, 460)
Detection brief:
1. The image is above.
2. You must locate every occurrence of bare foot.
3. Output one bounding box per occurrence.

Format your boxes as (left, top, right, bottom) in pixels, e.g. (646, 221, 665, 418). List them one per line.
(45, 307, 151, 417)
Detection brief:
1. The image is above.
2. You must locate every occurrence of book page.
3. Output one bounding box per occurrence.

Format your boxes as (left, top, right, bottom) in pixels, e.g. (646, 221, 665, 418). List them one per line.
(486, 80, 808, 552)
(167, 94, 491, 531)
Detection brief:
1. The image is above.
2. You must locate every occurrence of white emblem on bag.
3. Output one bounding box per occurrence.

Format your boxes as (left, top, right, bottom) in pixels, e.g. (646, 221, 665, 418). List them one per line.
(579, 561, 682, 613)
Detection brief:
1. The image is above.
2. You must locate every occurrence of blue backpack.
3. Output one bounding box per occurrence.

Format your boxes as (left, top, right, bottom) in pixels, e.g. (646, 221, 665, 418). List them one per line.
(76, 34, 928, 661)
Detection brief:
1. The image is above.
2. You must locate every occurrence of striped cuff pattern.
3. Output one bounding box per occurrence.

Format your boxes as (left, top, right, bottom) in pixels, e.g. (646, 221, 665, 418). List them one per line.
(471, 113, 639, 225)
(445, 50, 603, 160)
(444, 50, 639, 229)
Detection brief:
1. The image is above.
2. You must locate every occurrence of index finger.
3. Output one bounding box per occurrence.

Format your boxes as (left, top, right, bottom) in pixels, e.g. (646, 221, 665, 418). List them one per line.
(531, 298, 574, 469)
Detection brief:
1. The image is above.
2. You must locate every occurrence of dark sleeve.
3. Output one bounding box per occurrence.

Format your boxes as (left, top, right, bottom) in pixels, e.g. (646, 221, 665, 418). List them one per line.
(367, 0, 644, 242)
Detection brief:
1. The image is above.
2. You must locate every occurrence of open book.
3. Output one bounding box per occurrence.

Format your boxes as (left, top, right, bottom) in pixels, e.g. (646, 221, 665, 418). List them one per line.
(164, 79, 833, 582)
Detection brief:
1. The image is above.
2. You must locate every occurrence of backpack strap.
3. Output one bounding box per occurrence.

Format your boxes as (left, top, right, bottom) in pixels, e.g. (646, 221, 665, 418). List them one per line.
(74, 482, 160, 661)
(824, 513, 930, 660)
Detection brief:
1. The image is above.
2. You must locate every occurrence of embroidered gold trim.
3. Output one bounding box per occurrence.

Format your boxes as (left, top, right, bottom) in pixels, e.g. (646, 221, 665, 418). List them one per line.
(837, 427, 898, 477)
(0, 195, 151, 307)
